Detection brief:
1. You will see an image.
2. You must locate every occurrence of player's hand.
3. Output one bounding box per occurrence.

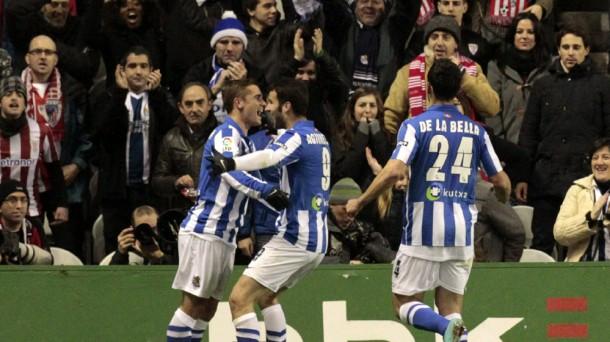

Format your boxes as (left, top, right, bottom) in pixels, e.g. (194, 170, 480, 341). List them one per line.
(265, 188, 290, 211)
(117, 227, 135, 255)
(209, 149, 236, 175)
(514, 182, 528, 203)
(238, 237, 254, 257)
(345, 198, 362, 219)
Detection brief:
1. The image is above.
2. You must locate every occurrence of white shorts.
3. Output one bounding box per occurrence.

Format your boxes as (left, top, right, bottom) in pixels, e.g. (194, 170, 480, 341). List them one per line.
(172, 233, 235, 300)
(243, 236, 324, 293)
(391, 249, 473, 296)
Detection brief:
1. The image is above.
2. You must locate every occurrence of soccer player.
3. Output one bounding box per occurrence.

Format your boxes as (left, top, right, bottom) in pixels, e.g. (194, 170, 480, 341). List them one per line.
(346, 59, 511, 342)
(166, 79, 289, 342)
(210, 79, 330, 342)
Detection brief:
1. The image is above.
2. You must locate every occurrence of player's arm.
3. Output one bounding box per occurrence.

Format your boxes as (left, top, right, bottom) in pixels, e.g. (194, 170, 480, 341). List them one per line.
(220, 171, 289, 212)
(346, 160, 409, 218)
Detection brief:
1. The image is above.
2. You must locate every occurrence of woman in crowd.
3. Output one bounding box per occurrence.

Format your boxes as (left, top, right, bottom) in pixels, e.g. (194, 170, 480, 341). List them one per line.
(486, 12, 550, 143)
(554, 138, 610, 262)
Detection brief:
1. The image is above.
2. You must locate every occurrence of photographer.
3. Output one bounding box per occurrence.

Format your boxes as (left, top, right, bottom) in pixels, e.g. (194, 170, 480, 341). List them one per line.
(326, 178, 395, 264)
(0, 179, 52, 265)
(110, 205, 178, 265)
(554, 138, 610, 262)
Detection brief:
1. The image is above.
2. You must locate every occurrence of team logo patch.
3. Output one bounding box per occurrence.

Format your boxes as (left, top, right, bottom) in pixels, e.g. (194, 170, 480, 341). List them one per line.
(468, 43, 479, 56)
(192, 276, 201, 288)
(222, 137, 233, 152)
(311, 194, 325, 211)
(425, 183, 443, 201)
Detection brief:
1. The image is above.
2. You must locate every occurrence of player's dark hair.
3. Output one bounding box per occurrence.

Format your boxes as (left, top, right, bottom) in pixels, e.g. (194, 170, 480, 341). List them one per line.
(119, 45, 153, 68)
(270, 79, 309, 116)
(222, 79, 258, 113)
(428, 59, 462, 101)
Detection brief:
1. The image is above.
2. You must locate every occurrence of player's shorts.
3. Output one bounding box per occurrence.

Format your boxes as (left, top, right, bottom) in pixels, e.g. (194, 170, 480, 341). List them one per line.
(243, 236, 324, 293)
(172, 233, 235, 300)
(391, 250, 473, 296)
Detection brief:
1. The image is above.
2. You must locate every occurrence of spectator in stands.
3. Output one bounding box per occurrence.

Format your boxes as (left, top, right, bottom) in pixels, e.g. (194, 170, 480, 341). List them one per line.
(323, 0, 420, 97)
(517, 25, 610, 256)
(278, 27, 349, 139)
(22, 35, 91, 260)
(6, 0, 100, 87)
(0, 179, 53, 265)
(473, 178, 525, 262)
(93, 46, 177, 253)
(152, 82, 217, 212)
(469, 0, 553, 45)
(184, 11, 264, 123)
(0, 76, 67, 226)
(407, 1, 493, 73)
(99, 0, 164, 88)
(554, 138, 610, 262)
(486, 12, 550, 144)
(110, 205, 178, 265)
(160, 0, 225, 95)
(383, 15, 500, 135)
(326, 177, 395, 264)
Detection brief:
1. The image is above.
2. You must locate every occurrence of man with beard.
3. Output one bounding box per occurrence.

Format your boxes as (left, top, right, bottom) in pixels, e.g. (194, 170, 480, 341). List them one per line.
(94, 46, 177, 253)
(152, 82, 218, 212)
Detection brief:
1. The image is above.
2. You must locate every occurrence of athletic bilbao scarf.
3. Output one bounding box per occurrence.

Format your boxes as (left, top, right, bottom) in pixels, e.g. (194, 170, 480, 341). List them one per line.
(407, 53, 478, 117)
(489, 0, 529, 27)
(22, 67, 65, 146)
(416, 0, 436, 26)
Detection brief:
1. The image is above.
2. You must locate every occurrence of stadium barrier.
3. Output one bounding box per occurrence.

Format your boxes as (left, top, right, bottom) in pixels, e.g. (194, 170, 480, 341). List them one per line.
(1, 263, 608, 341)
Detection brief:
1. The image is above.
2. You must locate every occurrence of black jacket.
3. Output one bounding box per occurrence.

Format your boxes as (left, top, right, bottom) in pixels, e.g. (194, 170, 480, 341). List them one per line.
(519, 58, 610, 198)
(183, 55, 266, 91)
(93, 87, 178, 201)
(152, 115, 217, 211)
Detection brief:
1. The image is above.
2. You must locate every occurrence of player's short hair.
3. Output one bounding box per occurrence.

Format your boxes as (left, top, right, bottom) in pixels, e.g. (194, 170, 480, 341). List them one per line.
(120, 45, 153, 68)
(270, 79, 309, 116)
(428, 59, 462, 101)
(178, 82, 212, 103)
(131, 205, 158, 225)
(222, 79, 258, 113)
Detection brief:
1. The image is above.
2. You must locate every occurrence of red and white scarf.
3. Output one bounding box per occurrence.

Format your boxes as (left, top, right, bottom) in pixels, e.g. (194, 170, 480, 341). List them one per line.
(489, 0, 529, 27)
(416, 0, 436, 26)
(407, 53, 478, 117)
(22, 67, 65, 148)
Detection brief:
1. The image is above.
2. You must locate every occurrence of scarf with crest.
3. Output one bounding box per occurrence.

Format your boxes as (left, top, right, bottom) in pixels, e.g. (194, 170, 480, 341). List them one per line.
(22, 67, 64, 148)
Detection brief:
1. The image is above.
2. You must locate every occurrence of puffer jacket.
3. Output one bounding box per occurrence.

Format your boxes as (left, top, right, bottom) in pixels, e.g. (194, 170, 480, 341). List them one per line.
(519, 58, 610, 199)
(554, 175, 602, 262)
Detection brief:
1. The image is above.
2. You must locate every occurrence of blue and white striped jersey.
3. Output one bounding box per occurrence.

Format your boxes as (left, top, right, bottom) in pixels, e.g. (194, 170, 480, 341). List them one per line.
(180, 118, 275, 245)
(392, 105, 502, 256)
(233, 120, 330, 254)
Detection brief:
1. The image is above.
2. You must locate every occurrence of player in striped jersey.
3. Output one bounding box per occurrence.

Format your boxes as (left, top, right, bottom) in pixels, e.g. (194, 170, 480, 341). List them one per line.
(347, 60, 511, 342)
(166, 80, 289, 342)
(211, 79, 330, 342)
(0, 76, 67, 223)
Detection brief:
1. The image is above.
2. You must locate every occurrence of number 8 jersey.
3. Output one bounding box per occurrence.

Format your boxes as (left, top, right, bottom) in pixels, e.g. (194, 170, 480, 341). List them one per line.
(392, 104, 502, 260)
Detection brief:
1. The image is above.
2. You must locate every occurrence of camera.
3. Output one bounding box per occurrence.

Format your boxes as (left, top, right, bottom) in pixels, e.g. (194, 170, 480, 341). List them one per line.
(133, 223, 158, 248)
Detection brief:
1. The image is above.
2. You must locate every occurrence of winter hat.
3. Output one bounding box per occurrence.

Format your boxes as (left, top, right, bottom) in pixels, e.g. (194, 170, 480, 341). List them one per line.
(0, 76, 26, 99)
(210, 11, 248, 49)
(0, 179, 28, 203)
(0, 49, 12, 79)
(424, 15, 461, 44)
(329, 178, 362, 205)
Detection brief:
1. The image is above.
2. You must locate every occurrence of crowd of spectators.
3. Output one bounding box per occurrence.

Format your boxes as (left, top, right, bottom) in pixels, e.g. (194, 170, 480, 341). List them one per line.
(0, 0, 609, 265)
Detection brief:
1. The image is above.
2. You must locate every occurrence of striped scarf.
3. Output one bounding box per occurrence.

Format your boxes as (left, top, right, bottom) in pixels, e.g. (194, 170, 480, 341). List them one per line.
(407, 53, 478, 117)
(209, 55, 228, 123)
(416, 0, 436, 26)
(22, 67, 65, 149)
(489, 0, 529, 27)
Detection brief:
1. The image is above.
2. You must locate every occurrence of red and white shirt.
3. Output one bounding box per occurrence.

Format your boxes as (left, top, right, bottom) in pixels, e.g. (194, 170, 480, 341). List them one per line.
(0, 117, 59, 216)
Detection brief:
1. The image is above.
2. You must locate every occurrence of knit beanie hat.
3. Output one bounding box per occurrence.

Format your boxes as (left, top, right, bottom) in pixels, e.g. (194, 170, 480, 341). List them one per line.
(0, 76, 26, 99)
(0, 179, 28, 203)
(210, 11, 248, 49)
(329, 178, 362, 205)
(424, 15, 461, 45)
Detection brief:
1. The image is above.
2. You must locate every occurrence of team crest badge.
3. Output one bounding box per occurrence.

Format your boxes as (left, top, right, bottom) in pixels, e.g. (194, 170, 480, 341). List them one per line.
(468, 43, 479, 56)
(192, 276, 201, 288)
(360, 55, 368, 65)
